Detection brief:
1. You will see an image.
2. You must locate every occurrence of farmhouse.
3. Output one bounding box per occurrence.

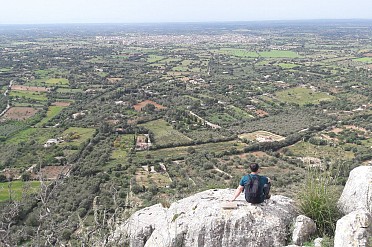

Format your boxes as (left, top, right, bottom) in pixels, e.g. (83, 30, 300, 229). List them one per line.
(72, 111, 86, 119)
(136, 134, 152, 150)
(44, 137, 63, 148)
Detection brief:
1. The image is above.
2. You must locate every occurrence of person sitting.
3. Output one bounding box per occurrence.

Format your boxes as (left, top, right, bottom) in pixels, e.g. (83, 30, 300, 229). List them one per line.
(230, 163, 271, 204)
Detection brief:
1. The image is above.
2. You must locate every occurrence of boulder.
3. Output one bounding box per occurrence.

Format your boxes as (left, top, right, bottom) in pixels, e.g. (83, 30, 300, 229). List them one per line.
(291, 215, 317, 245)
(108, 189, 298, 247)
(334, 210, 372, 247)
(337, 166, 372, 214)
(314, 237, 323, 247)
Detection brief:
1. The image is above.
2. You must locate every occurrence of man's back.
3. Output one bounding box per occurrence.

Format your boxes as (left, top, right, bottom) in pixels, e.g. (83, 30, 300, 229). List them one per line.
(240, 174, 269, 203)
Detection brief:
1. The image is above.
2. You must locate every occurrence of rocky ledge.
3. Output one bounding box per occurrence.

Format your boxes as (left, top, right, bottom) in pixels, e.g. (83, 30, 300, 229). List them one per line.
(108, 189, 298, 247)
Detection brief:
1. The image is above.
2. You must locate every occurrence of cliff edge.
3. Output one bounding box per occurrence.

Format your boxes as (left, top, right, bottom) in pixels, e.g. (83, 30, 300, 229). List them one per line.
(108, 189, 298, 247)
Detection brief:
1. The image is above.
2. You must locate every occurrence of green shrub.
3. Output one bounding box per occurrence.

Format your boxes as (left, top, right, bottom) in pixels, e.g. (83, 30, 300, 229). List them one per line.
(298, 168, 341, 236)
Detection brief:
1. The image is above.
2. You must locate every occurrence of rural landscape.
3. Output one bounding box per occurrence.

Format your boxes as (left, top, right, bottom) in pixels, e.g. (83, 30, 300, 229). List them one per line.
(0, 20, 371, 245)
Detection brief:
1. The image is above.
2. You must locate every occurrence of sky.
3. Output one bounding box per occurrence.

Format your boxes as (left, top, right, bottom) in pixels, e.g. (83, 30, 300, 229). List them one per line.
(1, 0, 372, 24)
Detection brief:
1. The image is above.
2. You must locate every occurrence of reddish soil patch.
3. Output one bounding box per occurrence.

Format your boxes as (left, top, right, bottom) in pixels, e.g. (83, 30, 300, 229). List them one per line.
(330, 127, 343, 134)
(251, 151, 268, 157)
(52, 101, 71, 107)
(2, 107, 38, 120)
(255, 109, 269, 117)
(11, 85, 49, 92)
(107, 78, 123, 83)
(133, 100, 166, 112)
(106, 119, 120, 125)
(344, 125, 368, 133)
(363, 53, 372, 57)
(1, 168, 20, 180)
(32, 166, 71, 180)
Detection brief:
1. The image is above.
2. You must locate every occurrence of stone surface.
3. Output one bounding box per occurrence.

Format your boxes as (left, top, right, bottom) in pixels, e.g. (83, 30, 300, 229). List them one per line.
(314, 237, 323, 247)
(108, 189, 298, 247)
(334, 210, 372, 247)
(292, 215, 317, 245)
(337, 165, 372, 214)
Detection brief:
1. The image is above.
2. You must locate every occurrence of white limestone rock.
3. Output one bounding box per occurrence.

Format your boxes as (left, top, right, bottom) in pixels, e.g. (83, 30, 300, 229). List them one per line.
(314, 237, 323, 247)
(334, 210, 372, 247)
(338, 166, 372, 214)
(292, 215, 317, 245)
(108, 189, 298, 247)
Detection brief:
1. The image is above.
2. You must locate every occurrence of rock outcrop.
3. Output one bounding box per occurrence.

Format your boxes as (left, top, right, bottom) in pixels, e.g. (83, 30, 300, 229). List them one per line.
(334, 210, 372, 247)
(291, 215, 317, 245)
(108, 189, 298, 247)
(337, 165, 372, 214)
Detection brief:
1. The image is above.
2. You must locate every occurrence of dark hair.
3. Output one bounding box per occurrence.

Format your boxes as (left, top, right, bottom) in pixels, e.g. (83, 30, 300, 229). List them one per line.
(250, 163, 259, 172)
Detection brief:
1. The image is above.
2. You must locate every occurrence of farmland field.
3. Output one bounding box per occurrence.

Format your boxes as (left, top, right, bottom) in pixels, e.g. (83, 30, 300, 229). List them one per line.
(239, 131, 286, 142)
(36, 106, 65, 127)
(139, 119, 192, 146)
(147, 55, 165, 63)
(133, 100, 166, 111)
(277, 63, 299, 69)
(9, 90, 48, 101)
(11, 85, 49, 92)
(353, 57, 372, 63)
(6, 127, 62, 145)
(60, 127, 96, 146)
(109, 134, 136, 166)
(1, 107, 39, 120)
(275, 87, 334, 106)
(215, 48, 300, 58)
(287, 141, 355, 160)
(0, 181, 41, 202)
(133, 140, 247, 163)
(135, 168, 171, 187)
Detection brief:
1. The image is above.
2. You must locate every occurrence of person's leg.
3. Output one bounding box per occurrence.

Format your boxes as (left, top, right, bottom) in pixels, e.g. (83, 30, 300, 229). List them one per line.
(263, 182, 271, 199)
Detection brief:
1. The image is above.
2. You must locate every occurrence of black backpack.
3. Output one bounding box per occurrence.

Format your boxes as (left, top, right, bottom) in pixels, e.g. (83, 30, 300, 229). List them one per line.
(244, 174, 261, 203)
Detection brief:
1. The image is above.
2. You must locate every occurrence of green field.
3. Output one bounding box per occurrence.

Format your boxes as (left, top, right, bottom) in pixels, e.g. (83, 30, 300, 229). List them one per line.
(44, 78, 69, 85)
(56, 88, 83, 93)
(140, 119, 192, 146)
(361, 138, 372, 148)
(9, 91, 48, 101)
(287, 141, 354, 160)
(353, 57, 372, 64)
(277, 63, 299, 69)
(227, 105, 255, 120)
(216, 48, 300, 58)
(133, 140, 247, 163)
(60, 127, 96, 146)
(36, 106, 65, 127)
(0, 181, 41, 202)
(207, 112, 236, 124)
(109, 134, 136, 166)
(7, 127, 62, 145)
(275, 87, 334, 106)
(147, 55, 165, 63)
(0, 67, 12, 72)
(217, 48, 259, 57)
(259, 51, 300, 58)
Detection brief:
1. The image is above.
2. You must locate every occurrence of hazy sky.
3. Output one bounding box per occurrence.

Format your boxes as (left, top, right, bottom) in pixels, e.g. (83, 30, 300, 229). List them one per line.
(1, 0, 371, 24)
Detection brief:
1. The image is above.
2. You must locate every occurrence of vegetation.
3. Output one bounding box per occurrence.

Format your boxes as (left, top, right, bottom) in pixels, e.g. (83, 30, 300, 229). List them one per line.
(298, 167, 341, 236)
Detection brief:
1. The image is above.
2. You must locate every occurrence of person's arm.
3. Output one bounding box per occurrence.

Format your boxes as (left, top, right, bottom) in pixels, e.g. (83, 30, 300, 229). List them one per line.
(230, 185, 244, 201)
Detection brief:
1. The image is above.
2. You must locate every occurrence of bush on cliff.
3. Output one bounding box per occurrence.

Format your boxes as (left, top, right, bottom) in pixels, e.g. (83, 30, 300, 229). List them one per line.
(298, 167, 341, 236)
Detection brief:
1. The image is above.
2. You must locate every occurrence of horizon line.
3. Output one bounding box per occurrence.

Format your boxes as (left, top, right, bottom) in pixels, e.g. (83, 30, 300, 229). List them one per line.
(1, 18, 372, 26)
